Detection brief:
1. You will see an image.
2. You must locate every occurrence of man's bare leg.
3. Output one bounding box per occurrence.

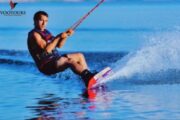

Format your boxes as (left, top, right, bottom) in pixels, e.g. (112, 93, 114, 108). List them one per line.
(66, 53, 88, 70)
(55, 54, 94, 87)
(55, 56, 85, 75)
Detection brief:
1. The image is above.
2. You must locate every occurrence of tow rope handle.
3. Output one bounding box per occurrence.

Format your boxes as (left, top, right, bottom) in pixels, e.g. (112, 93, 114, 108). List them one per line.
(70, 0, 105, 31)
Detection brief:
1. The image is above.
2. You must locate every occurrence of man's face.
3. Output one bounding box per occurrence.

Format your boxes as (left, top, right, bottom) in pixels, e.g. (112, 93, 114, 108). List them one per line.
(35, 14, 48, 31)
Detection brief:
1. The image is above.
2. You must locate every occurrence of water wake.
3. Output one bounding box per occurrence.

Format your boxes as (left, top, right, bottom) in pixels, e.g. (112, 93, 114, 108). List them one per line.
(108, 30, 180, 84)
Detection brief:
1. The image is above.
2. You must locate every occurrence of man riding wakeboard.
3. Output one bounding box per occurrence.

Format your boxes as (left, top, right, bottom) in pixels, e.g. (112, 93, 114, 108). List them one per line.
(27, 11, 96, 88)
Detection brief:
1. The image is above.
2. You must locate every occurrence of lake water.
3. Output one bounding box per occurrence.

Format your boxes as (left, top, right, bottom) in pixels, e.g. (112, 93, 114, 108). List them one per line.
(0, 1, 180, 120)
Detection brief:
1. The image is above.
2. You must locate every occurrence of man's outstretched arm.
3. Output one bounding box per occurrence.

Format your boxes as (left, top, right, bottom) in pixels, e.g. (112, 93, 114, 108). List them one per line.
(31, 31, 59, 53)
(56, 29, 74, 48)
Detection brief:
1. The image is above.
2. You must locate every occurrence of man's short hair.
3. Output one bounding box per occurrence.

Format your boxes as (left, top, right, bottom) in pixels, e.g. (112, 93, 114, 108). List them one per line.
(33, 11, 48, 22)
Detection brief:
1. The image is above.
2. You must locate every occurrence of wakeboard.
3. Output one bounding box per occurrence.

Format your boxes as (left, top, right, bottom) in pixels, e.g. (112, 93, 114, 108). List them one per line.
(87, 67, 113, 89)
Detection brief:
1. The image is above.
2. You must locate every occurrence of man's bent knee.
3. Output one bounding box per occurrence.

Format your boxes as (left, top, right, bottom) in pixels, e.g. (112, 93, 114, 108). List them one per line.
(77, 53, 85, 59)
(66, 58, 76, 65)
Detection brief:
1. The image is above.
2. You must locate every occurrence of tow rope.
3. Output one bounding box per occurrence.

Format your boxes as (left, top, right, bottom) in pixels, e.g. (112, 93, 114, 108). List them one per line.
(70, 0, 105, 30)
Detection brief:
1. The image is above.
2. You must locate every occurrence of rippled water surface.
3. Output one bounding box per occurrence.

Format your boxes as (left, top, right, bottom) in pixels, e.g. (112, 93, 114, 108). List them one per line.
(0, 51, 180, 120)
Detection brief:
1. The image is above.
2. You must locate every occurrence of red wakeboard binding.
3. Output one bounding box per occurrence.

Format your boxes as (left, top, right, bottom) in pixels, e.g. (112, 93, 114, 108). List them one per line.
(87, 67, 112, 89)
